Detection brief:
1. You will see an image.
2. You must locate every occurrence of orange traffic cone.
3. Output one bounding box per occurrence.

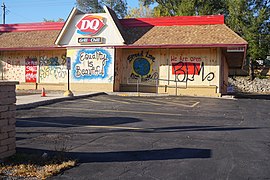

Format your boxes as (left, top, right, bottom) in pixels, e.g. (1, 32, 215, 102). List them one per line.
(41, 88, 46, 97)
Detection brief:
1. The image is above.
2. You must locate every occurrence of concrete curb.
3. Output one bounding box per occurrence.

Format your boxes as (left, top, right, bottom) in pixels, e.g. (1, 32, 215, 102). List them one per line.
(16, 92, 106, 110)
(233, 94, 270, 100)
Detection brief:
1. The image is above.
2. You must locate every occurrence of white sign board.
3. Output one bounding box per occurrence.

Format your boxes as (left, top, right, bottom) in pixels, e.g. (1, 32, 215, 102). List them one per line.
(227, 47, 245, 53)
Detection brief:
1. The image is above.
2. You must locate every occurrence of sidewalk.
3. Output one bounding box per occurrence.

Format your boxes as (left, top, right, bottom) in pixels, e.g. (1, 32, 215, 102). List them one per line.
(16, 91, 105, 110)
(15, 90, 170, 110)
(16, 90, 254, 110)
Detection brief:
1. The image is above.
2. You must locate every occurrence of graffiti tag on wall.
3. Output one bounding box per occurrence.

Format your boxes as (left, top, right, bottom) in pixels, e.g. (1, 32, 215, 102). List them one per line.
(73, 49, 111, 80)
(171, 55, 207, 63)
(25, 57, 37, 83)
(39, 55, 67, 81)
(127, 51, 158, 80)
(172, 61, 215, 82)
(3, 60, 24, 81)
(171, 54, 215, 82)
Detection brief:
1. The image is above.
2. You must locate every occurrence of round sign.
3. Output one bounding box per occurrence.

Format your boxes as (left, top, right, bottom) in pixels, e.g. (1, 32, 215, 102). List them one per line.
(133, 58, 151, 76)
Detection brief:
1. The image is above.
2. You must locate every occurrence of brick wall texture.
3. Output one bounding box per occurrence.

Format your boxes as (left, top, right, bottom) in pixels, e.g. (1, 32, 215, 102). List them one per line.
(0, 82, 17, 159)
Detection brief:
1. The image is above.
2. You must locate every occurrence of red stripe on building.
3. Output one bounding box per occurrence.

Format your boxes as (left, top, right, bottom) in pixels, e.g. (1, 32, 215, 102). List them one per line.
(172, 62, 201, 75)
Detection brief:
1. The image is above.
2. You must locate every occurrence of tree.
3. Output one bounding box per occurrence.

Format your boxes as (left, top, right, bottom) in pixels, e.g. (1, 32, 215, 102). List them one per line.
(102, 0, 127, 19)
(43, 18, 65, 22)
(76, 0, 101, 13)
(76, 0, 128, 19)
(126, 1, 153, 18)
(226, 0, 270, 60)
(142, 0, 226, 16)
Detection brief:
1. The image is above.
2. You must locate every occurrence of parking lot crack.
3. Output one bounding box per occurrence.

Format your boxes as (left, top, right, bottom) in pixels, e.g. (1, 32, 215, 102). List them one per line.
(117, 167, 131, 179)
(70, 135, 106, 151)
(151, 138, 162, 149)
(225, 143, 236, 180)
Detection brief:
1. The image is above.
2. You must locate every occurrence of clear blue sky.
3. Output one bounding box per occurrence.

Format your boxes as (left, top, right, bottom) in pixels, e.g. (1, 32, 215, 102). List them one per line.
(1, 0, 141, 24)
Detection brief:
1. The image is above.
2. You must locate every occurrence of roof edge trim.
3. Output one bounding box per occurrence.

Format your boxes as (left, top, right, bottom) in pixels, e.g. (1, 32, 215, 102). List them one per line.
(61, 43, 248, 49)
(116, 43, 248, 49)
(0, 47, 66, 51)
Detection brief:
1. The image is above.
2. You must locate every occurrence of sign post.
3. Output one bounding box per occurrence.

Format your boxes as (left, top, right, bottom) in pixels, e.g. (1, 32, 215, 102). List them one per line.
(63, 57, 74, 97)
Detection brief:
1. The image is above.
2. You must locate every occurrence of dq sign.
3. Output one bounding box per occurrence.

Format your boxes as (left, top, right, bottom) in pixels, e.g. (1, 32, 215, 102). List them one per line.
(76, 15, 105, 35)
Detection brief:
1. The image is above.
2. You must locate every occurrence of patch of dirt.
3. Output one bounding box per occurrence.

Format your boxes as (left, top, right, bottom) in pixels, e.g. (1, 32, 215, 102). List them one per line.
(0, 152, 76, 179)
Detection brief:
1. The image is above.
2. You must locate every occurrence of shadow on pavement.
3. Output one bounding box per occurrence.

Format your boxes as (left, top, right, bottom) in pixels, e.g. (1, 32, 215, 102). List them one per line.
(148, 126, 259, 133)
(57, 125, 258, 134)
(16, 121, 259, 135)
(16, 116, 142, 128)
(40, 126, 261, 134)
(17, 147, 212, 163)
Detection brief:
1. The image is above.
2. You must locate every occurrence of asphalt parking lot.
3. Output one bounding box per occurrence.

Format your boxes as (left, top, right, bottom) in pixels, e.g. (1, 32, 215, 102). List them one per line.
(16, 95, 270, 180)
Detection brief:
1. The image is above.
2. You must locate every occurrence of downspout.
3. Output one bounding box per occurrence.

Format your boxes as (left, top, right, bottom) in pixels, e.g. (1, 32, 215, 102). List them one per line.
(220, 48, 224, 94)
(167, 48, 170, 86)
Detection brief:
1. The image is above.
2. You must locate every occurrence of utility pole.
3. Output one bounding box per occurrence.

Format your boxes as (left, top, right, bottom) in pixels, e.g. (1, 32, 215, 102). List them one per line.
(1, 2, 6, 24)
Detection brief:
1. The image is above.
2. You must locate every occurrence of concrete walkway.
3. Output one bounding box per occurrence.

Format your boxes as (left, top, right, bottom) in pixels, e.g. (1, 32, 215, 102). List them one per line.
(16, 91, 105, 110)
(15, 89, 173, 110)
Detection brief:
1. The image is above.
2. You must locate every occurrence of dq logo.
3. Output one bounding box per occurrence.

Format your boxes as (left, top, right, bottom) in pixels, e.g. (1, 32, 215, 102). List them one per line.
(76, 15, 105, 35)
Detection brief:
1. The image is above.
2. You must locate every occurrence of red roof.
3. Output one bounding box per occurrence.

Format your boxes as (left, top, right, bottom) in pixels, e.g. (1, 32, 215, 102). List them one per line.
(0, 22, 64, 32)
(120, 15, 224, 27)
(0, 15, 224, 32)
